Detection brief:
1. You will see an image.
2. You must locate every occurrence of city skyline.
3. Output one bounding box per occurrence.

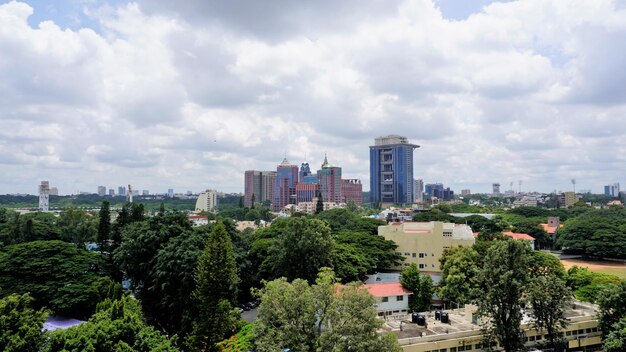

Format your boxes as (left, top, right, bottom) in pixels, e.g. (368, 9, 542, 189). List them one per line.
(1, 0, 626, 195)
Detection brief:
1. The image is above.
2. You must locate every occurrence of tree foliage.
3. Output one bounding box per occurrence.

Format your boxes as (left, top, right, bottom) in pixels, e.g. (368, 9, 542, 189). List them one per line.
(439, 246, 481, 305)
(527, 275, 571, 349)
(0, 293, 47, 352)
(0, 240, 106, 318)
(475, 240, 530, 352)
(45, 296, 179, 352)
(263, 217, 334, 282)
(189, 222, 240, 352)
(400, 263, 433, 312)
(597, 281, 626, 337)
(604, 317, 626, 352)
(557, 208, 626, 259)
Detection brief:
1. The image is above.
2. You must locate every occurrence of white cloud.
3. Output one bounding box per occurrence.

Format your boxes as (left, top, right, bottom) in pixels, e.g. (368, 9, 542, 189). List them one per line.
(0, 0, 625, 195)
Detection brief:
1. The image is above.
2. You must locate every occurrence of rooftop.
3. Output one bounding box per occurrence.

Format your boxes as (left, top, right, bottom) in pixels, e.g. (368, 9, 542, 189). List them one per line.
(363, 282, 412, 297)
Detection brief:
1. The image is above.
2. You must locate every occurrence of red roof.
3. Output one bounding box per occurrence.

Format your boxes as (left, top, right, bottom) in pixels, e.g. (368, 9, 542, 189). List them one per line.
(540, 223, 562, 234)
(502, 231, 535, 241)
(362, 282, 412, 297)
(188, 215, 208, 219)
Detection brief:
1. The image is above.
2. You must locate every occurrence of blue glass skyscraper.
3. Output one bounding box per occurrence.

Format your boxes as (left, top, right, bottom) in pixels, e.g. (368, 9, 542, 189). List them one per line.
(369, 135, 419, 206)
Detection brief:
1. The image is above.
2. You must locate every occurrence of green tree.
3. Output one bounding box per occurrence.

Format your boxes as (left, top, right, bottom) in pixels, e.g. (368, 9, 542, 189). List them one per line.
(528, 250, 566, 279)
(604, 317, 626, 352)
(0, 240, 106, 318)
(263, 217, 334, 282)
(57, 206, 97, 245)
(253, 278, 317, 352)
(189, 222, 240, 352)
(439, 246, 481, 305)
(527, 275, 571, 349)
(557, 208, 626, 259)
(475, 240, 530, 352)
(45, 296, 179, 352)
(315, 192, 324, 215)
(596, 281, 626, 337)
(318, 283, 402, 352)
(97, 201, 111, 247)
(400, 263, 433, 312)
(0, 293, 47, 352)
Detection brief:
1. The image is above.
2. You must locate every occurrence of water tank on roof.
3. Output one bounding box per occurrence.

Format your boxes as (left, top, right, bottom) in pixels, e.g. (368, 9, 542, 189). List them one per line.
(441, 312, 450, 324)
(435, 310, 441, 320)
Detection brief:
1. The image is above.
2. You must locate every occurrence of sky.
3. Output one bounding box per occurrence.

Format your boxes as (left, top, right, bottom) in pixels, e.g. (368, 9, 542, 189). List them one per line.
(1, 0, 626, 195)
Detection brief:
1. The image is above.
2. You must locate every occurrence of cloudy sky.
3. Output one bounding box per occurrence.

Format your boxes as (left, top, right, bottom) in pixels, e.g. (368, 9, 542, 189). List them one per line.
(1, 0, 625, 195)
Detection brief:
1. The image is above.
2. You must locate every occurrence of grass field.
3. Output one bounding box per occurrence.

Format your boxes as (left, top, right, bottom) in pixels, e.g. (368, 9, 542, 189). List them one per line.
(560, 258, 626, 279)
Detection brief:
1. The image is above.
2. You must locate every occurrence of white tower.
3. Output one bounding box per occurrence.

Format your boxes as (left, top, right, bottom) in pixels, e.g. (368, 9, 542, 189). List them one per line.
(38, 181, 50, 212)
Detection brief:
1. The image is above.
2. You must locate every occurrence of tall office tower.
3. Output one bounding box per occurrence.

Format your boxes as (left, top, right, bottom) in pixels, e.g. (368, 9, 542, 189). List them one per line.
(299, 162, 312, 183)
(195, 189, 218, 212)
(108, 188, 115, 196)
(38, 181, 50, 212)
(244, 170, 277, 207)
(317, 155, 342, 204)
(461, 189, 471, 196)
(443, 187, 454, 201)
(49, 187, 59, 196)
(369, 135, 419, 206)
(97, 186, 106, 196)
(492, 183, 501, 195)
(142, 190, 150, 196)
(414, 179, 424, 203)
(118, 186, 126, 196)
(341, 179, 363, 205)
(604, 183, 621, 197)
(273, 158, 299, 211)
(167, 188, 174, 197)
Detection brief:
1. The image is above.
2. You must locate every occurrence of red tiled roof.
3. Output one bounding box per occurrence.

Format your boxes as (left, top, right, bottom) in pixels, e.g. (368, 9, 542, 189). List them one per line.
(502, 231, 535, 241)
(188, 215, 208, 219)
(540, 223, 562, 234)
(363, 282, 412, 297)
(473, 232, 479, 238)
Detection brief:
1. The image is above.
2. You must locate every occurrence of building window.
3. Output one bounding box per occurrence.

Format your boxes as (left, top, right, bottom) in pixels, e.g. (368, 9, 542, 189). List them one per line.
(412, 253, 416, 258)
(419, 253, 425, 258)
(404, 252, 410, 256)
(382, 297, 388, 302)
(443, 231, 452, 237)
(419, 264, 426, 269)
(397, 295, 404, 301)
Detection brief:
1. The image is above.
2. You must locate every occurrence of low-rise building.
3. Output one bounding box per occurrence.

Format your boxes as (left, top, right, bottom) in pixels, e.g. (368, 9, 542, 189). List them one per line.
(393, 301, 601, 352)
(188, 215, 209, 226)
(363, 282, 412, 317)
(379, 222, 475, 273)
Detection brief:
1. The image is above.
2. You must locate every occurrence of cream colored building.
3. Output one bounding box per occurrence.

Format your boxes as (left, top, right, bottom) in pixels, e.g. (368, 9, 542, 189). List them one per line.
(195, 189, 218, 212)
(379, 222, 475, 273)
(394, 301, 601, 352)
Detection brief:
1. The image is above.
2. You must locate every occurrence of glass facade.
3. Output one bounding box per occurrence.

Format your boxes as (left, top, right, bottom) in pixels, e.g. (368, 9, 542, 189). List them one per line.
(369, 136, 418, 206)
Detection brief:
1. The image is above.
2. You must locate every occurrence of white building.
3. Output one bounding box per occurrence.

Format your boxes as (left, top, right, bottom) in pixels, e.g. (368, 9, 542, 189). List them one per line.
(188, 215, 209, 226)
(38, 181, 50, 212)
(195, 189, 218, 212)
(363, 282, 412, 316)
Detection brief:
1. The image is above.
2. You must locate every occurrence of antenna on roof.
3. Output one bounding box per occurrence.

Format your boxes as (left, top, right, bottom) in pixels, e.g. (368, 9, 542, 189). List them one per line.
(571, 179, 576, 193)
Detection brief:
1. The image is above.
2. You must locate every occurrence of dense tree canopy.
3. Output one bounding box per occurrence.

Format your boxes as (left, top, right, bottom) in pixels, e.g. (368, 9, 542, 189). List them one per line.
(0, 240, 107, 318)
(0, 293, 47, 352)
(45, 296, 179, 352)
(558, 208, 626, 259)
(438, 246, 481, 305)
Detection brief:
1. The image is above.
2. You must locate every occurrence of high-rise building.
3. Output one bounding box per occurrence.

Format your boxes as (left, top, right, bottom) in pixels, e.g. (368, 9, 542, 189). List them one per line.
(167, 188, 174, 197)
(443, 187, 454, 201)
(108, 188, 115, 196)
(414, 179, 424, 203)
(142, 190, 150, 196)
(341, 179, 363, 205)
(97, 186, 106, 196)
(425, 183, 444, 198)
(244, 170, 277, 207)
(38, 181, 50, 212)
(492, 183, 501, 195)
(317, 155, 342, 204)
(118, 186, 126, 197)
(273, 158, 299, 211)
(461, 189, 471, 196)
(559, 191, 580, 207)
(195, 189, 218, 212)
(296, 183, 319, 203)
(369, 135, 419, 206)
(604, 183, 621, 198)
(299, 162, 312, 183)
(49, 187, 59, 196)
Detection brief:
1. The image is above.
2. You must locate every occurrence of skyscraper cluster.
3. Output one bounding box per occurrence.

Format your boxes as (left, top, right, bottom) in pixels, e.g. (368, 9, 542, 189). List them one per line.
(244, 154, 362, 212)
